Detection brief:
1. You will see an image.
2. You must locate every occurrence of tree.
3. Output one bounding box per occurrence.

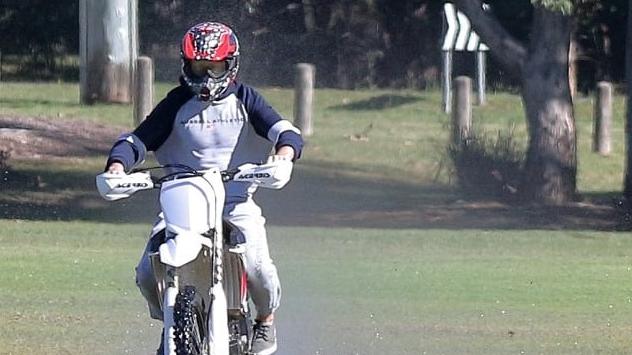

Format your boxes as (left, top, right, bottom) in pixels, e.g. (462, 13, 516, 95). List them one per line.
(455, 0, 577, 204)
(574, 0, 627, 90)
(80, 0, 137, 104)
(624, 0, 632, 198)
(0, 0, 79, 79)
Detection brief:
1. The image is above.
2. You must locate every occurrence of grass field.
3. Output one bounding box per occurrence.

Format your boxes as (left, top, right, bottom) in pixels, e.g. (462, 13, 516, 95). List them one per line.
(1, 81, 626, 191)
(1, 82, 631, 354)
(3, 221, 632, 354)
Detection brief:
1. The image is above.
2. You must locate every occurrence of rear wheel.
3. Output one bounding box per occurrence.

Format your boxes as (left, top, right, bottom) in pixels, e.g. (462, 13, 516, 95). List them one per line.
(173, 286, 208, 355)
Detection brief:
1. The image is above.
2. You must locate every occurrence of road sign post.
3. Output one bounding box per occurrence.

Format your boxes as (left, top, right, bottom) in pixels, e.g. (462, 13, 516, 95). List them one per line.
(476, 51, 486, 105)
(441, 2, 489, 113)
(442, 50, 453, 113)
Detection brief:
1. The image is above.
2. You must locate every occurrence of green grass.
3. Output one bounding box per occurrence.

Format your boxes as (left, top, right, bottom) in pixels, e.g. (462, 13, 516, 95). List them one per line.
(279, 227, 632, 354)
(0, 82, 176, 128)
(2, 221, 632, 354)
(1, 82, 631, 354)
(0, 221, 152, 354)
(1, 81, 626, 192)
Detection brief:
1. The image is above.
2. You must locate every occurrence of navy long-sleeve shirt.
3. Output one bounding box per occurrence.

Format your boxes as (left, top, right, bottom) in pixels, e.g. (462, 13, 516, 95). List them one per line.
(107, 81, 303, 203)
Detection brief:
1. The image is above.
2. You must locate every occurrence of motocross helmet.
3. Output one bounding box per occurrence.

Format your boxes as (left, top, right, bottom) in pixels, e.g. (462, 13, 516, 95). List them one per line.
(180, 22, 240, 101)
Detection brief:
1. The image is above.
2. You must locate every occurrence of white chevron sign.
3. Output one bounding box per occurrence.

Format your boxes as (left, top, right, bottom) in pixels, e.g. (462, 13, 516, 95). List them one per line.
(442, 2, 489, 52)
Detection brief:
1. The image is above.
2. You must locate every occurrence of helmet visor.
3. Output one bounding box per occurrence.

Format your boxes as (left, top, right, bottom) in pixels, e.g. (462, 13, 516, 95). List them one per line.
(190, 60, 228, 79)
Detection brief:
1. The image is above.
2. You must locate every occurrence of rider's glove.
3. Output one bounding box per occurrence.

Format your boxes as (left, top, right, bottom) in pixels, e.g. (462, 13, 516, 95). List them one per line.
(266, 155, 293, 189)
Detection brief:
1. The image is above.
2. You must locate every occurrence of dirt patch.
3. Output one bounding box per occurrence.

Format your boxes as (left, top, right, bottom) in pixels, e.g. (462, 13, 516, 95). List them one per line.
(0, 115, 124, 161)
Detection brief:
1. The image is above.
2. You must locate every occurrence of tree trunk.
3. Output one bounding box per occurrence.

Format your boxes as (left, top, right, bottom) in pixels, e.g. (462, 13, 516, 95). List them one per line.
(329, 3, 352, 89)
(520, 8, 577, 204)
(624, 0, 632, 198)
(454, 0, 526, 79)
(80, 0, 137, 104)
(302, 0, 317, 33)
(596, 23, 613, 82)
(569, 33, 577, 100)
(454, 0, 578, 204)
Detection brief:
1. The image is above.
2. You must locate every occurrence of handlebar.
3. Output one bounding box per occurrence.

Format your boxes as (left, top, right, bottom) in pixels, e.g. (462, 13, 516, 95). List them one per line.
(96, 160, 293, 201)
(128, 164, 243, 188)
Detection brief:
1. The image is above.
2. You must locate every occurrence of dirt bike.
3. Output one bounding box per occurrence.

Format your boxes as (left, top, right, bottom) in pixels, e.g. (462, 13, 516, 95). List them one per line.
(96, 159, 293, 355)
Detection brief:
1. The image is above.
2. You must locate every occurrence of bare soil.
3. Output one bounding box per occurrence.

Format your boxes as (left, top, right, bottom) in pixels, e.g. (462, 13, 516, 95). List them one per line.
(0, 115, 124, 162)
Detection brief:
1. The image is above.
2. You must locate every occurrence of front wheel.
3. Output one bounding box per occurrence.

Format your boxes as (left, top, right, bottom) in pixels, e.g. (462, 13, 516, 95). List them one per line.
(173, 286, 208, 355)
(228, 316, 252, 355)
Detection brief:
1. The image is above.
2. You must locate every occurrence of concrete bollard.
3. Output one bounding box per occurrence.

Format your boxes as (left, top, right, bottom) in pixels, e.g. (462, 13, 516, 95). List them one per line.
(593, 81, 612, 156)
(452, 76, 472, 146)
(293, 63, 315, 136)
(134, 56, 154, 125)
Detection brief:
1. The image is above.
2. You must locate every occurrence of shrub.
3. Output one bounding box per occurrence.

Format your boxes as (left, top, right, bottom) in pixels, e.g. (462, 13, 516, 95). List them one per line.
(447, 128, 525, 201)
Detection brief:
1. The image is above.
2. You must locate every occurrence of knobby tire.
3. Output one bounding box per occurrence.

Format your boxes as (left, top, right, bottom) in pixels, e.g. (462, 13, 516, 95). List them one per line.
(173, 286, 207, 355)
(228, 316, 251, 355)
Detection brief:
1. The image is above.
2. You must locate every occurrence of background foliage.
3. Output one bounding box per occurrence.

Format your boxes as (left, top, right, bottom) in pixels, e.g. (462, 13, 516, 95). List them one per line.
(0, 0, 628, 90)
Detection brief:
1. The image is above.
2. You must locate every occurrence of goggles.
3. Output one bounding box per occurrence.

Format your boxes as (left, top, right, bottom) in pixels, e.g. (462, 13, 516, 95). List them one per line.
(189, 60, 228, 78)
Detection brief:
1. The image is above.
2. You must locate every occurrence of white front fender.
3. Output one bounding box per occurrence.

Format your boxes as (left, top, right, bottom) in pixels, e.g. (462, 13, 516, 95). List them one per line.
(159, 232, 213, 267)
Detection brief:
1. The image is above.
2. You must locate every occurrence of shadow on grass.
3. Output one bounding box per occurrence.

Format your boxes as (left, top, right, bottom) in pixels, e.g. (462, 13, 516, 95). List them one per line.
(0, 168, 161, 223)
(328, 94, 422, 111)
(0, 163, 627, 231)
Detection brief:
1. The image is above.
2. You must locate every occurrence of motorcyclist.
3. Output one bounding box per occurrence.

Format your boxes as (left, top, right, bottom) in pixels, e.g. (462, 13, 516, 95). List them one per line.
(104, 22, 303, 355)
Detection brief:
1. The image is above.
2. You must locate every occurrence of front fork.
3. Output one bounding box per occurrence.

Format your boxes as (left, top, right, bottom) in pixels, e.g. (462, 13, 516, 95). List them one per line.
(162, 270, 179, 354)
(150, 236, 232, 355)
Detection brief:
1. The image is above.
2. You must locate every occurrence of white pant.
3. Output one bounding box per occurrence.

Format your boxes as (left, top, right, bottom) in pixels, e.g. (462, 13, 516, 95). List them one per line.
(135, 198, 282, 320)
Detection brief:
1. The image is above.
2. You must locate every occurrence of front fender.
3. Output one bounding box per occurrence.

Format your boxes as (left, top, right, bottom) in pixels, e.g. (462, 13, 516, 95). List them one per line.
(159, 231, 213, 267)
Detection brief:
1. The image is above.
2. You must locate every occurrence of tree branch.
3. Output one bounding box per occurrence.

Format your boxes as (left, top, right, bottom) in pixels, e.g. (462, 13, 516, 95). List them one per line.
(454, 0, 527, 77)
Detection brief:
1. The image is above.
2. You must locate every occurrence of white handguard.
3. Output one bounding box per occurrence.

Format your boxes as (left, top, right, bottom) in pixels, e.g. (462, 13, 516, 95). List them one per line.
(95, 171, 154, 201)
(232, 156, 293, 189)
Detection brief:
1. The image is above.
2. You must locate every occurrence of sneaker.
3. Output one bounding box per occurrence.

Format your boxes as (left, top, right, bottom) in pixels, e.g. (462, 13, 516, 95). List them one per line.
(250, 320, 277, 355)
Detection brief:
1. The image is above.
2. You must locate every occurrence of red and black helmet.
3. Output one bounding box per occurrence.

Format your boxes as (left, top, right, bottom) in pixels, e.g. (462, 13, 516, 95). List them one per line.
(180, 22, 240, 101)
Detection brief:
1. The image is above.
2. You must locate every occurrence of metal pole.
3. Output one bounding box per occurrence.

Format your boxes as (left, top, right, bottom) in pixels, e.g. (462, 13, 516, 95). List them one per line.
(442, 50, 453, 113)
(476, 51, 487, 106)
(625, 0, 632, 197)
